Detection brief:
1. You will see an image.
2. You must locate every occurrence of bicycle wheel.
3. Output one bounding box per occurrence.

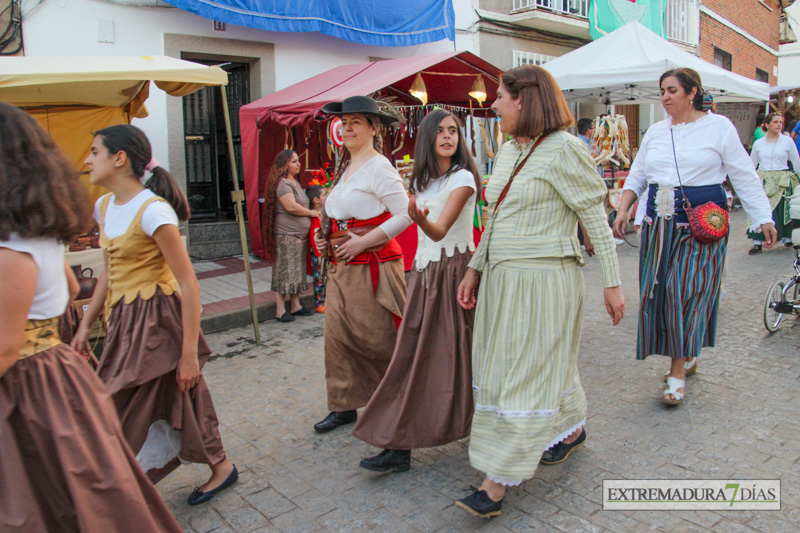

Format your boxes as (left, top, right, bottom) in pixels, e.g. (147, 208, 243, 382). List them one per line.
(764, 280, 786, 333)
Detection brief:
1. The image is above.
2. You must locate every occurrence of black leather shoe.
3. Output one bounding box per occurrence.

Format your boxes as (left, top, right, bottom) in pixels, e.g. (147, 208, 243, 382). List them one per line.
(187, 465, 239, 506)
(455, 489, 502, 518)
(359, 449, 411, 472)
(748, 244, 762, 255)
(540, 429, 586, 465)
(313, 410, 357, 433)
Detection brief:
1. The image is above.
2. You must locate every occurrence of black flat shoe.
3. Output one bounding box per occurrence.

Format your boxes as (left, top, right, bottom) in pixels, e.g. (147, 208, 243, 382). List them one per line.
(540, 429, 586, 465)
(748, 244, 762, 255)
(455, 489, 503, 518)
(313, 410, 357, 433)
(276, 313, 295, 322)
(359, 449, 411, 473)
(187, 465, 239, 506)
(291, 307, 314, 317)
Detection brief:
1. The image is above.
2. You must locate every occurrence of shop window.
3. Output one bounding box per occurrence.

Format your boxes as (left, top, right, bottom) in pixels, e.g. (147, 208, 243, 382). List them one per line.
(755, 68, 769, 83)
(714, 47, 732, 71)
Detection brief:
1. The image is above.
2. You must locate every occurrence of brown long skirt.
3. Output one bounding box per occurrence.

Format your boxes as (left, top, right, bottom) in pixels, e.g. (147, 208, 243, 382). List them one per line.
(353, 251, 474, 449)
(0, 344, 182, 532)
(324, 258, 406, 412)
(97, 287, 226, 476)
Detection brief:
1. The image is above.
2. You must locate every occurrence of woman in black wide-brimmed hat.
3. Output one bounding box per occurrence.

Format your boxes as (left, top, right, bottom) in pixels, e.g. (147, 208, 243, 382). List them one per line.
(312, 96, 411, 433)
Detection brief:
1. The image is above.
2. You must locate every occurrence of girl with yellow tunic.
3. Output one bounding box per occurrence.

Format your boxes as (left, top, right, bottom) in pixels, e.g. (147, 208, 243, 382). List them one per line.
(0, 102, 182, 531)
(72, 125, 237, 506)
(455, 66, 625, 518)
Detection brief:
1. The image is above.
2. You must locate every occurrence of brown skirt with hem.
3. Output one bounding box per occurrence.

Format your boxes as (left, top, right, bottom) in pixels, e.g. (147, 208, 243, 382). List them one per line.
(353, 251, 474, 449)
(324, 258, 406, 412)
(0, 344, 182, 532)
(97, 288, 226, 472)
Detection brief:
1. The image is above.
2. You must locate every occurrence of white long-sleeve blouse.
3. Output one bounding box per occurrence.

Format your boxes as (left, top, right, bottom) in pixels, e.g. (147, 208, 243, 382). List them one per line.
(623, 112, 773, 230)
(324, 155, 411, 239)
(750, 134, 800, 171)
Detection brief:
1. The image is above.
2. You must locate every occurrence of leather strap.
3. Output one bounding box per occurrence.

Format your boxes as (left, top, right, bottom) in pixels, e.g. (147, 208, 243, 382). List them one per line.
(492, 133, 551, 216)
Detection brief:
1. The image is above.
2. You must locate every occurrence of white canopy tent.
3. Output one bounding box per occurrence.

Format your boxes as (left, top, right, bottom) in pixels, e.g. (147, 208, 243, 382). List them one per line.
(543, 22, 770, 105)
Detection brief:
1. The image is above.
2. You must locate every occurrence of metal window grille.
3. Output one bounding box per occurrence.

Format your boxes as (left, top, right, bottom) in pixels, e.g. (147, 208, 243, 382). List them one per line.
(512, 0, 589, 18)
(513, 50, 557, 67)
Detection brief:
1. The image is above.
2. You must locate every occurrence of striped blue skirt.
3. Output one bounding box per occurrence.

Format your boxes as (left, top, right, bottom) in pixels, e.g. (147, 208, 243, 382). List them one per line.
(638, 184, 728, 360)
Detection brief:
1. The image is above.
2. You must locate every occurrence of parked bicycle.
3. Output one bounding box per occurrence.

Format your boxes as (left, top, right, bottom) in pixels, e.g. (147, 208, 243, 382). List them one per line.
(763, 245, 800, 332)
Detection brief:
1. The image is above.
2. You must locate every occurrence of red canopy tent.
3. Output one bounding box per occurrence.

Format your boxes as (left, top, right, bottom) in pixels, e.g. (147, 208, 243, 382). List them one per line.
(240, 51, 502, 262)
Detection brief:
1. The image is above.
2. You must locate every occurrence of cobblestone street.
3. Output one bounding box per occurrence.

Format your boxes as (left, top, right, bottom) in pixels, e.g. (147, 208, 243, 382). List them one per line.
(159, 210, 800, 532)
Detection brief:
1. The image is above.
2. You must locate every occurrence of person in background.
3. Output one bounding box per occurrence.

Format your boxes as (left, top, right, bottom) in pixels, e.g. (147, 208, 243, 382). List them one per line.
(262, 150, 318, 322)
(613, 68, 775, 406)
(0, 102, 183, 531)
(353, 109, 480, 473)
(753, 112, 767, 145)
(792, 118, 800, 158)
(748, 113, 800, 253)
(576, 118, 604, 179)
(312, 96, 411, 434)
(306, 185, 327, 313)
(73, 125, 237, 506)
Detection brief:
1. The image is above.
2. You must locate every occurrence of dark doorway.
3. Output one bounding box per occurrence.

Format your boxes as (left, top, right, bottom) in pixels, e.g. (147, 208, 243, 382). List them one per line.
(182, 61, 250, 222)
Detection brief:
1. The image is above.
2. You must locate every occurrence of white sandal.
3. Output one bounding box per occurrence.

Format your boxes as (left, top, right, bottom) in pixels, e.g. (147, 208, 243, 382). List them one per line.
(662, 376, 685, 405)
(663, 358, 698, 382)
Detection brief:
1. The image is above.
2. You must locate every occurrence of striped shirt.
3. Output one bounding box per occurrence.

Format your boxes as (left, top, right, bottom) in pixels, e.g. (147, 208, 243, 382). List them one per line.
(469, 131, 621, 288)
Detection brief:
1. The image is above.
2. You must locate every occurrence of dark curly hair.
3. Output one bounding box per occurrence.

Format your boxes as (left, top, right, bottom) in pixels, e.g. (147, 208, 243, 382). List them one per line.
(94, 125, 190, 221)
(261, 149, 297, 260)
(0, 102, 91, 243)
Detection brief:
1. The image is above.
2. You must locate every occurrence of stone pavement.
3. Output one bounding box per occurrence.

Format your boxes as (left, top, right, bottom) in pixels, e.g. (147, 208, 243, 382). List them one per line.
(194, 256, 316, 334)
(161, 209, 799, 532)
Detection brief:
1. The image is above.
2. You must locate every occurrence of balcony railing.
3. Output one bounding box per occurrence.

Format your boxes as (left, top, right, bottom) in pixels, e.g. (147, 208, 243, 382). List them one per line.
(512, 0, 590, 19)
(514, 51, 557, 67)
(665, 0, 699, 47)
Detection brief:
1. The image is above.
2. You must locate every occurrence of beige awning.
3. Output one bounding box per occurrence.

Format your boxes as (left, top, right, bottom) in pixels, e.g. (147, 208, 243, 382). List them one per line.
(0, 55, 228, 108)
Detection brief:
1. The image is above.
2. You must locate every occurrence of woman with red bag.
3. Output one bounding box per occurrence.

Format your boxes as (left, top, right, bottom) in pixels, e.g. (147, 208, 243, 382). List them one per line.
(613, 68, 776, 405)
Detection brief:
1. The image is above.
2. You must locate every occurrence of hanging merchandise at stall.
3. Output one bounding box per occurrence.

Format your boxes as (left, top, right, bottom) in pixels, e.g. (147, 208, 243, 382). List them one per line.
(592, 114, 630, 170)
(239, 51, 503, 265)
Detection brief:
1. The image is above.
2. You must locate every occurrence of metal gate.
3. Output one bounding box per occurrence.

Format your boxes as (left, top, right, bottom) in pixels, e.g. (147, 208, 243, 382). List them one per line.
(183, 62, 250, 222)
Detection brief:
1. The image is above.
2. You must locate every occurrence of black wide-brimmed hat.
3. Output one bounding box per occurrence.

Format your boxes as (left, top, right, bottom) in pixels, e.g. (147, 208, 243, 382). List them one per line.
(321, 96, 399, 126)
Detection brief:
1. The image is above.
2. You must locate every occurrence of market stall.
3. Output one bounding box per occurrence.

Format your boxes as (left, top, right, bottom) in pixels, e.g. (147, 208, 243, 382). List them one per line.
(542, 21, 770, 106)
(239, 51, 503, 267)
(0, 55, 262, 343)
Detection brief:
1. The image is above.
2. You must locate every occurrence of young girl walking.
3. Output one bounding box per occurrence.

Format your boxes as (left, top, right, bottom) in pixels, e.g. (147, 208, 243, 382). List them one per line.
(352, 109, 480, 471)
(72, 125, 237, 505)
(0, 102, 182, 531)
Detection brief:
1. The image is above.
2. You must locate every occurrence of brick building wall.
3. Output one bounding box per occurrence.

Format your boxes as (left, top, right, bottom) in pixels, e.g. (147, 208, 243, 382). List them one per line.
(698, 0, 781, 85)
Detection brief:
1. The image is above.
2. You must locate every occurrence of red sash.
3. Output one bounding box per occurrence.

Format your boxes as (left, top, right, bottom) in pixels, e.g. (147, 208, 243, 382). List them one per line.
(330, 212, 403, 329)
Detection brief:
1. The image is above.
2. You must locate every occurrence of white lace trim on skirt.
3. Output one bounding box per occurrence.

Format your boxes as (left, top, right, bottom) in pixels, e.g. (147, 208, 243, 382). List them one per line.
(475, 403, 559, 418)
(544, 419, 586, 452)
(487, 475, 524, 487)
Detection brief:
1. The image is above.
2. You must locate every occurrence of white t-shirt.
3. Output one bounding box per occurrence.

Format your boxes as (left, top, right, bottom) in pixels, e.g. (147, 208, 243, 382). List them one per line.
(751, 135, 800, 172)
(0, 235, 68, 319)
(415, 168, 477, 200)
(93, 189, 179, 239)
(413, 168, 478, 270)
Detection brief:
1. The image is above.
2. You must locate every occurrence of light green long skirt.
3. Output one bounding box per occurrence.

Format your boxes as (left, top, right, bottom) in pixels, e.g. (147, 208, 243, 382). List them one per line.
(469, 257, 586, 485)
